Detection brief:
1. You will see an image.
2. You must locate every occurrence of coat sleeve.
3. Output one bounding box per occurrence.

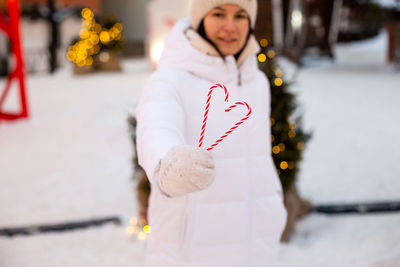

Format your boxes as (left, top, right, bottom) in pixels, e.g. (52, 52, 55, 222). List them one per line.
(134, 73, 186, 185)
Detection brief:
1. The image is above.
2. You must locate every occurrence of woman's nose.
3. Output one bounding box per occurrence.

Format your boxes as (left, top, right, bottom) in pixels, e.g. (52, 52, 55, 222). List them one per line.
(222, 17, 236, 33)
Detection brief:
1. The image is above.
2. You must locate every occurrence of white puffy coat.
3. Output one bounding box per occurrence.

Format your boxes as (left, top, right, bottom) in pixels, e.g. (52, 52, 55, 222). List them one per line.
(135, 17, 287, 267)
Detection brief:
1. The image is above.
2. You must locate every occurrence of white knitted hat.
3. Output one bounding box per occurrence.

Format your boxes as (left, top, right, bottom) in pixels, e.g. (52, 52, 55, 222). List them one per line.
(189, 0, 257, 30)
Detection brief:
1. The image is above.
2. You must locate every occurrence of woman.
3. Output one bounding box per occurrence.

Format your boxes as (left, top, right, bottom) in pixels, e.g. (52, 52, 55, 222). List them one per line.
(135, 0, 287, 266)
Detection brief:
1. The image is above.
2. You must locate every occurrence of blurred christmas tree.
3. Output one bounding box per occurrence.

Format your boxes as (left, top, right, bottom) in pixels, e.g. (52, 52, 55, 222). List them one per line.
(128, 116, 151, 227)
(66, 8, 124, 72)
(257, 38, 312, 241)
(257, 38, 312, 192)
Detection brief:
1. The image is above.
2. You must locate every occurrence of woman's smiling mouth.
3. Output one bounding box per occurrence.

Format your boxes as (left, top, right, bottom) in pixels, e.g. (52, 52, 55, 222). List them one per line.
(218, 37, 237, 44)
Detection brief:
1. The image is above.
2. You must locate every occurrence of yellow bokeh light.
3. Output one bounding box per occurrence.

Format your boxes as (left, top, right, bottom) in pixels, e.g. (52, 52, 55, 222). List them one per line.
(272, 146, 280, 154)
(76, 51, 87, 61)
(260, 38, 268, 47)
(99, 51, 110, 63)
(278, 143, 285, 151)
(113, 23, 123, 32)
(94, 24, 102, 33)
(288, 130, 296, 138)
(85, 56, 93, 66)
(138, 232, 147, 240)
(77, 60, 85, 67)
(93, 45, 100, 54)
(90, 33, 99, 45)
(81, 38, 90, 44)
(126, 226, 135, 235)
(81, 8, 94, 20)
(87, 19, 95, 28)
(267, 50, 276, 58)
(270, 117, 275, 126)
(100, 31, 111, 43)
(66, 50, 75, 61)
(271, 135, 275, 142)
(258, 53, 266, 62)
(130, 217, 138, 225)
(143, 225, 152, 234)
(297, 141, 305, 150)
(83, 20, 91, 27)
(274, 78, 283, 86)
(76, 56, 86, 63)
(77, 47, 87, 55)
(88, 46, 95, 55)
(126, 225, 140, 235)
(289, 122, 297, 129)
(110, 30, 117, 39)
(69, 10, 124, 67)
(280, 161, 288, 170)
(275, 69, 284, 77)
(79, 29, 90, 39)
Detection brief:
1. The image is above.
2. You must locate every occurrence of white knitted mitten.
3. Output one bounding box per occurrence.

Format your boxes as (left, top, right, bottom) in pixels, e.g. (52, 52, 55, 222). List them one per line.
(156, 145, 215, 197)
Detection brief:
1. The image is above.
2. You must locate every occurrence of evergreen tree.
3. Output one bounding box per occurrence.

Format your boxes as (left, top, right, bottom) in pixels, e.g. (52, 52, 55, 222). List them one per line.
(257, 39, 312, 192)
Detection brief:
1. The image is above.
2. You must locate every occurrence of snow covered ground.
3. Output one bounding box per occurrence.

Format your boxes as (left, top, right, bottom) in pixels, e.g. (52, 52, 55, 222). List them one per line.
(1, 31, 399, 266)
(278, 32, 400, 266)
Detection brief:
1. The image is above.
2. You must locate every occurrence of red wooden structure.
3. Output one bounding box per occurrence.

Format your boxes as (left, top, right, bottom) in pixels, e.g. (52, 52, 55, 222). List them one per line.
(0, 0, 28, 121)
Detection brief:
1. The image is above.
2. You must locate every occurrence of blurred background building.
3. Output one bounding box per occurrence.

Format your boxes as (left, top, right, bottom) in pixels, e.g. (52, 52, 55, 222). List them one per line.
(9, 0, 399, 74)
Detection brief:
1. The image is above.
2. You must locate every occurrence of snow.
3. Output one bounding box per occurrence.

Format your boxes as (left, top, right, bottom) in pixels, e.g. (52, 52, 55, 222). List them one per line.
(277, 32, 400, 266)
(1, 30, 400, 266)
(373, 0, 400, 9)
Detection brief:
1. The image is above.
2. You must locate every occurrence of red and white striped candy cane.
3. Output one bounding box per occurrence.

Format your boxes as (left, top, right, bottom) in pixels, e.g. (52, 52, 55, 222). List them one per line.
(198, 84, 252, 151)
(198, 84, 229, 149)
(206, 101, 252, 151)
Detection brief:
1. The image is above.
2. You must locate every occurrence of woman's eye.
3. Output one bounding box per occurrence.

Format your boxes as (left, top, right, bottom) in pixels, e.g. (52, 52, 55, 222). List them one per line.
(235, 14, 248, 19)
(212, 12, 224, 18)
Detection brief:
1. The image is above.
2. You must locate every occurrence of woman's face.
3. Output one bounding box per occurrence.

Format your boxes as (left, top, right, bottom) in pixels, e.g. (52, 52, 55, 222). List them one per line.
(203, 4, 250, 56)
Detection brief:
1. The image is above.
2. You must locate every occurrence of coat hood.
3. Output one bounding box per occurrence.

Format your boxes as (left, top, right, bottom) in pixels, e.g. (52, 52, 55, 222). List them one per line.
(157, 17, 260, 85)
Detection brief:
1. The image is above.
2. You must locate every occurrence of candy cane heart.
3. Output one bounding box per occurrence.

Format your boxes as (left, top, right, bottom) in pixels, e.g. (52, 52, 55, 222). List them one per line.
(206, 101, 252, 151)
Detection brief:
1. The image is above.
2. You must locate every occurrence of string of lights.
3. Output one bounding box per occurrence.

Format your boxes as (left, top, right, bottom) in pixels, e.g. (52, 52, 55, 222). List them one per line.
(125, 216, 152, 241)
(257, 37, 311, 186)
(66, 8, 123, 67)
